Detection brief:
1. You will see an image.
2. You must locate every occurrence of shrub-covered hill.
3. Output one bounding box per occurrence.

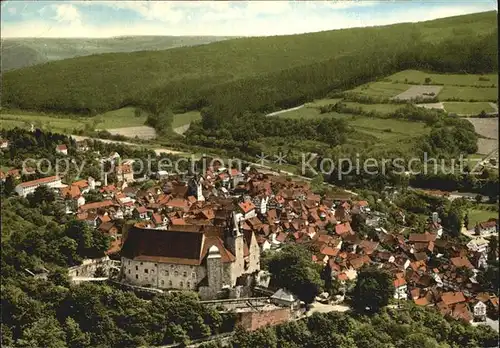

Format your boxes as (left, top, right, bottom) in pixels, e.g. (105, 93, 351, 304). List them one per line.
(2, 11, 497, 116)
(0, 36, 235, 72)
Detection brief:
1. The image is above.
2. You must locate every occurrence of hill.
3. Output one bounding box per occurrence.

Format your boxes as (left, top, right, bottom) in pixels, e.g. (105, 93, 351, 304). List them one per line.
(0, 36, 235, 72)
(1, 11, 497, 116)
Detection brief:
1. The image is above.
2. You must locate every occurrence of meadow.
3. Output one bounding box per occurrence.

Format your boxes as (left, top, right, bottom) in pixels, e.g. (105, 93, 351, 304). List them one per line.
(443, 102, 496, 115)
(387, 69, 498, 87)
(438, 86, 498, 102)
(467, 207, 498, 227)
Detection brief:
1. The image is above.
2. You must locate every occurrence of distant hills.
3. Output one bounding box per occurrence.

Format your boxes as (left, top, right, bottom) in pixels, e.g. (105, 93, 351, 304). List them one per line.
(2, 11, 497, 116)
(1, 36, 236, 71)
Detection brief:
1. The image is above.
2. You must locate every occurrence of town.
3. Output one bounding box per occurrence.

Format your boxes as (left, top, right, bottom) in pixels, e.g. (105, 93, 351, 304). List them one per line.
(1, 134, 498, 335)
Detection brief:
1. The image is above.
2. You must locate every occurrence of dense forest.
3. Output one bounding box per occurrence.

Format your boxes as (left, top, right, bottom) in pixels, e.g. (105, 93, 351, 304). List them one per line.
(2, 12, 497, 116)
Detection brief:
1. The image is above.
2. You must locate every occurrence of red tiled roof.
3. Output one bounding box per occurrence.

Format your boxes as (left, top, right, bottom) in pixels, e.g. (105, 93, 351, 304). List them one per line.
(414, 297, 429, 306)
(441, 292, 466, 306)
(409, 232, 436, 243)
(17, 176, 60, 188)
(450, 256, 474, 269)
(98, 215, 111, 223)
(152, 213, 163, 224)
(56, 144, 67, 150)
(239, 201, 256, 214)
(61, 185, 81, 199)
(72, 179, 89, 188)
(335, 222, 352, 235)
(478, 220, 497, 229)
(394, 278, 407, 287)
(79, 200, 114, 211)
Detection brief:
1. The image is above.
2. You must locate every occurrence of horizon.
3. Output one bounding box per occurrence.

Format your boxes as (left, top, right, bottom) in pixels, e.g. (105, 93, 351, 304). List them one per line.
(1, 1, 498, 39)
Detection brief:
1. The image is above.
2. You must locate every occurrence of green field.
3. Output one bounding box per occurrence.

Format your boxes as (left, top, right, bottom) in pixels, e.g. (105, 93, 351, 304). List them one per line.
(387, 70, 498, 87)
(342, 102, 403, 114)
(348, 82, 410, 98)
(443, 102, 496, 115)
(467, 208, 498, 226)
(93, 107, 148, 129)
(438, 86, 498, 102)
(304, 98, 343, 108)
(277, 107, 341, 120)
(172, 111, 202, 128)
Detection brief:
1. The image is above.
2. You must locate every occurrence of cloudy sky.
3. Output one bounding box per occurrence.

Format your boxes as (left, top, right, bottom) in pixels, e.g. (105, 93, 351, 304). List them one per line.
(1, 1, 497, 38)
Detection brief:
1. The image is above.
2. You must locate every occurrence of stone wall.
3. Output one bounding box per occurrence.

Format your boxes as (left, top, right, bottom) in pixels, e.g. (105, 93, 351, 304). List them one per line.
(236, 308, 292, 331)
(121, 257, 206, 290)
(68, 256, 113, 278)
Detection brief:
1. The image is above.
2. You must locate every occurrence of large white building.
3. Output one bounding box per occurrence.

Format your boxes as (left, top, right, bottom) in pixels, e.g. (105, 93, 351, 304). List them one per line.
(120, 213, 260, 299)
(15, 176, 63, 197)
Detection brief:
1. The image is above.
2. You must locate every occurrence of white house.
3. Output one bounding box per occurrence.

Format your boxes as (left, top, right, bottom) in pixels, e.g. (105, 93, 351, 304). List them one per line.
(55, 144, 68, 155)
(472, 301, 487, 322)
(394, 277, 408, 300)
(15, 176, 63, 197)
(467, 237, 489, 254)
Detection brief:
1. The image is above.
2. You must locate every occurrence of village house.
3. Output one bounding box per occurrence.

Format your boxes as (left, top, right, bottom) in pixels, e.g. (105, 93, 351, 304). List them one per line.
(0, 138, 9, 149)
(55, 144, 68, 155)
(116, 164, 134, 183)
(474, 220, 498, 236)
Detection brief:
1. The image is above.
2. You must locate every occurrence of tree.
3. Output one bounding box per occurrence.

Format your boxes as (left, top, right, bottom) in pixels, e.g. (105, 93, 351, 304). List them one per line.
(265, 244, 323, 304)
(352, 266, 395, 313)
(16, 317, 67, 348)
(424, 77, 432, 84)
(29, 185, 56, 206)
(475, 194, 483, 204)
(2, 175, 17, 196)
(487, 235, 498, 261)
(48, 267, 71, 287)
(64, 317, 91, 348)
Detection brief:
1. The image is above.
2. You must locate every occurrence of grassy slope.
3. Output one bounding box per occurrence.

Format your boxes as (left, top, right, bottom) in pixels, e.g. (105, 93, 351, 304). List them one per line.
(2, 11, 496, 114)
(467, 207, 498, 226)
(443, 102, 496, 114)
(387, 70, 498, 86)
(1, 36, 235, 72)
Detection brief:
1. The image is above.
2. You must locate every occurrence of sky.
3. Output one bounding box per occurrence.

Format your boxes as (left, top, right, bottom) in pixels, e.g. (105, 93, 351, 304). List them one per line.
(1, 1, 497, 38)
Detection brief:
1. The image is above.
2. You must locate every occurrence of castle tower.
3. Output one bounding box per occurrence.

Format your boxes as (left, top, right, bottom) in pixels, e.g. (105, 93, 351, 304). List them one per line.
(207, 245, 223, 291)
(225, 212, 245, 285)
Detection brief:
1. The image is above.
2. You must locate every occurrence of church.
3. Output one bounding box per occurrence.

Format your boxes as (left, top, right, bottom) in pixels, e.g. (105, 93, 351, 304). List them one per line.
(120, 211, 260, 299)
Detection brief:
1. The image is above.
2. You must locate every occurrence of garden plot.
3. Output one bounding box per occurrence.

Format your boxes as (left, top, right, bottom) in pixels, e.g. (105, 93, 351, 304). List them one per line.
(392, 85, 443, 101)
(104, 126, 157, 140)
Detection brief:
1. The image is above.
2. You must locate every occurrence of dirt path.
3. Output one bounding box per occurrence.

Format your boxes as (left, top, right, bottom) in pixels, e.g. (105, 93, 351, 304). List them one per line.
(414, 102, 445, 110)
(70, 135, 185, 155)
(266, 105, 305, 117)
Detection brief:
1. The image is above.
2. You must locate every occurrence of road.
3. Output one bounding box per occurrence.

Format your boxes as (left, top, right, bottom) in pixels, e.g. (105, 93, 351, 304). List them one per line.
(71, 135, 186, 155)
(266, 105, 305, 117)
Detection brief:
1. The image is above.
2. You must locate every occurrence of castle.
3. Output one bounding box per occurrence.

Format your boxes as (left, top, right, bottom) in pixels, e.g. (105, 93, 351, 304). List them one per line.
(120, 211, 260, 299)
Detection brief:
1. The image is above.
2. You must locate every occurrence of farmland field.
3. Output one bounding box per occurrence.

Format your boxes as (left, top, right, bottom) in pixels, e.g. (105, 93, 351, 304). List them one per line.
(172, 111, 202, 128)
(93, 107, 148, 129)
(437, 86, 498, 101)
(443, 102, 496, 115)
(105, 126, 156, 140)
(342, 102, 402, 114)
(392, 85, 443, 101)
(348, 82, 410, 98)
(387, 70, 498, 87)
(304, 98, 343, 108)
(465, 117, 499, 155)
